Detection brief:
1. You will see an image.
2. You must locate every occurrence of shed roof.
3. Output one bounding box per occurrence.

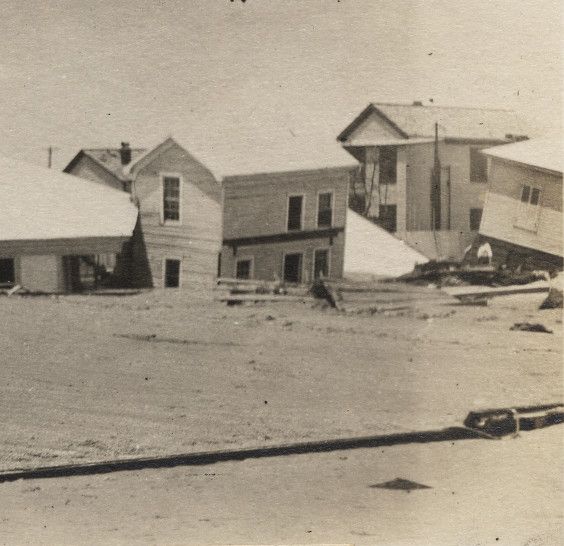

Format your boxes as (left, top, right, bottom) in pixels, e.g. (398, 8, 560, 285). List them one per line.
(338, 102, 528, 143)
(0, 156, 138, 241)
(481, 137, 563, 175)
(75, 148, 147, 181)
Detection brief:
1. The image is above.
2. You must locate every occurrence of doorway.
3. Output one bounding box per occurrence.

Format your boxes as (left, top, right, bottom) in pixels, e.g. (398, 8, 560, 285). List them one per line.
(283, 253, 302, 284)
(164, 259, 181, 288)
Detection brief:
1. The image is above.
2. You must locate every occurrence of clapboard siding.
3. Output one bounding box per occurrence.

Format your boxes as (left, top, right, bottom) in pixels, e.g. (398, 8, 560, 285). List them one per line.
(133, 141, 222, 287)
(223, 168, 350, 240)
(480, 159, 562, 257)
(221, 167, 350, 281)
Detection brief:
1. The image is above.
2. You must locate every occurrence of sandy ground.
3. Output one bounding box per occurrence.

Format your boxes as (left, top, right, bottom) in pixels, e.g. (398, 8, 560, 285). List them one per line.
(0, 287, 562, 543)
(0, 426, 561, 545)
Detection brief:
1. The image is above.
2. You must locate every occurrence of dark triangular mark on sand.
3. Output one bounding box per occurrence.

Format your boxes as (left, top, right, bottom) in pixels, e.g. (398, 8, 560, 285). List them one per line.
(370, 478, 432, 491)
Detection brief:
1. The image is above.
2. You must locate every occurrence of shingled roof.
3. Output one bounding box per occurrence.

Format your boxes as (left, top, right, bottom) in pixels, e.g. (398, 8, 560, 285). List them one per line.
(64, 147, 146, 181)
(338, 102, 529, 143)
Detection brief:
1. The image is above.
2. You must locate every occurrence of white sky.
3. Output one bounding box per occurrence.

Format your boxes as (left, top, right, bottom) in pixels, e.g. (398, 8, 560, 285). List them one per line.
(0, 0, 561, 170)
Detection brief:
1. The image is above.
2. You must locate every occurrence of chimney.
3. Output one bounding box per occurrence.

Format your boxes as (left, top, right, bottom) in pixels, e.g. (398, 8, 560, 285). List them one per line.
(120, 142, 132, 165)
(413, 101, 423, 106)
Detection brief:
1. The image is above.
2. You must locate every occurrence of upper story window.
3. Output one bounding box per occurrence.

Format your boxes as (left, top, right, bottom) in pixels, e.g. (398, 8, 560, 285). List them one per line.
(470, 148, 488, 182)
(515, 184, 542, 232)
(379, 147, 397, 185)
(317, 192, 333, 228)
(162, 175, 181, 223)
(287, 195, 304, 231)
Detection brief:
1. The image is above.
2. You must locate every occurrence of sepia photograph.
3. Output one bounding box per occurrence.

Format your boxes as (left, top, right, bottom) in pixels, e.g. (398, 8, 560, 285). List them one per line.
(0, 1, 562, 544)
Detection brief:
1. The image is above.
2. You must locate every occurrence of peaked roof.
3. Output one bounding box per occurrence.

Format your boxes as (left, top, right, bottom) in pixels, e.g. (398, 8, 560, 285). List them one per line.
(64, 147, 147, 181)
(481, 136, 563, 175)
(0, 156, 138, 241)
(338, 102, 529, 143)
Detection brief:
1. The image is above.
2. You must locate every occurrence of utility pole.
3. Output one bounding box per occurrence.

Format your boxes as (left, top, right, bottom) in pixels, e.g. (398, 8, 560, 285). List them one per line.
(46, 146, 59, 168)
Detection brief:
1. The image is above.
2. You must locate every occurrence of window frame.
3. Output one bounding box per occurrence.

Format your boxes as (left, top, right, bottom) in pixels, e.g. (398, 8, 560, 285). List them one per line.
(286, 193, 305, 232)
(163, 257, 182, 288)
(514, 184, 542, 232)
(160, 172, 183, 225)
(316, 190, 334, 229)
(312, 247, 331, 281)
(235, 256, 254, 280)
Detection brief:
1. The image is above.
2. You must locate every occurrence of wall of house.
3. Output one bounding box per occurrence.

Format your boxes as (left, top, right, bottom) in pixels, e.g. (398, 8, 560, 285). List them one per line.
(133, 142, 222, 289)
(403, 142, 488, 233)
(221, 232, 345, 282)
(220, 168, 350, 281)
(222, 168, 349, 239)
(480, 159, 562, 258)
(66, 155, 124, 191)
(17, 255, 65, 292)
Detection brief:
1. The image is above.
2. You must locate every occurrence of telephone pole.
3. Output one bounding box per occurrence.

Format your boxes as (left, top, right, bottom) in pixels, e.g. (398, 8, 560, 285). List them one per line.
(46, 146, 59, 168)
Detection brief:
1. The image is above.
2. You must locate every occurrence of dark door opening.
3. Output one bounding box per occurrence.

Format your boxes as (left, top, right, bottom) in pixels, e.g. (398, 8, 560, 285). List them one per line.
(0, 258, 15, 286)
(378, 204, 397, 232)
(283, 253, 302, 284)
(313, 249, 329, 279)
(164, 259, 181, 288)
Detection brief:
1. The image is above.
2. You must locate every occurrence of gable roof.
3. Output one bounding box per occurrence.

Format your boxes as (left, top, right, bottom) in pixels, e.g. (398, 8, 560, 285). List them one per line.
(126, 133, 357, 181)
(481, 137, 563, 175)
(0, 156, 138, 241)
(338, 102, 528, 143)
(64, 147, 147, 181)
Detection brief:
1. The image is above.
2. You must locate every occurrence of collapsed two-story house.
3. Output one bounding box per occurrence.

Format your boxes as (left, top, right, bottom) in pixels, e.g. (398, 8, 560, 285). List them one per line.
(337, 102, 528, 260)
(478, 137, 562, 271)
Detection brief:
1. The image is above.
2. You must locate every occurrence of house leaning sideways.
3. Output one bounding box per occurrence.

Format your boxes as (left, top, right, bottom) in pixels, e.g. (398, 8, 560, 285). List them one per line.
(337, 102, 529, 260)
(64, 138, 222, 289)
(478, 137, 563, 271)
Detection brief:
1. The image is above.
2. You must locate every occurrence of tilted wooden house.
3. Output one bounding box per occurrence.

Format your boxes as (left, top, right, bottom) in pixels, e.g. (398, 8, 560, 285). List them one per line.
(65, 138, 222, 289)
(0, 156, 137, 293)
(478, 137, 563, 270)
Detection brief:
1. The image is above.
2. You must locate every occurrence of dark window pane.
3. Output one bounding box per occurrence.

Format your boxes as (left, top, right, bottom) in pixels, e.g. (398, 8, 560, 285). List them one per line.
(164, 259, 180, 287)
(236, 260, 252, 280)
(287, 196, 303, 231)
(0, 258, 15, 285)
(470, 208, 483, 231)
(470, 148, 487, 182)
(317, 192, 332, 227)
(163, 177, 181, 221)
(379, 147, 397, 184)
(313, 249, 329, 279)
(530, 188, 540, 206)
(521, 185, 531, 203)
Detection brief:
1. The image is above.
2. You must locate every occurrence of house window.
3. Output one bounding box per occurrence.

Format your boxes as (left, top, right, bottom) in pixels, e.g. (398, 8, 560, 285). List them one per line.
(470, 148, 487, 182)
(164, 259, 181, 288)
(313, 249, 329, 280)
(515, 184, 542, 231)
(0, 258, 15, 286)
(379, 147, 397, 185)
(378, 204, 397, 232)
(283, 253, 302, 283)
(287, 195, 304, 231)
(236, 258, 253, 280)
(162, 176, 181, 223)
(469, 208, 483, 231)
(317, 192, 333, 228)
